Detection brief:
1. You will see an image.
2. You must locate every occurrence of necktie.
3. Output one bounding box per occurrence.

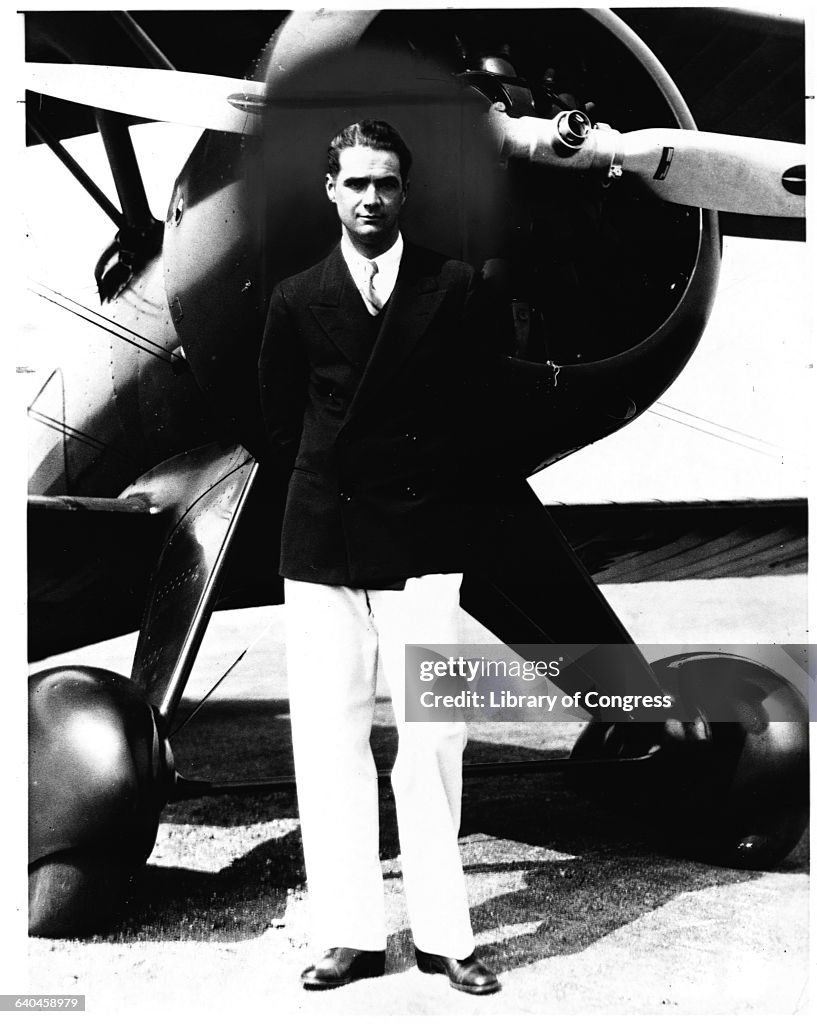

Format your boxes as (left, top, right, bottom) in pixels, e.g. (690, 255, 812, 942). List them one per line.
(360, 259, 382, 315)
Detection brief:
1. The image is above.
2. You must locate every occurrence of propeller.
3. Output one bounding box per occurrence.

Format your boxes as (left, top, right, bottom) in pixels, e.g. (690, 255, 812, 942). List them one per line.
(487, 105, 805, 218)
(26, 60, 805, 219)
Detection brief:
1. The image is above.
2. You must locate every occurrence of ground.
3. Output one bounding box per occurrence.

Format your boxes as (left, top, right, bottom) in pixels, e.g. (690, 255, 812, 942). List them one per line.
(21, 576, 811, 1017)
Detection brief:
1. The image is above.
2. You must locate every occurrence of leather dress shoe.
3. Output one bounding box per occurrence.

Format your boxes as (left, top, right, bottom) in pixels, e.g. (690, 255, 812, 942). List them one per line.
(301, 947, 386, 990)
(415, 948, 500, 995)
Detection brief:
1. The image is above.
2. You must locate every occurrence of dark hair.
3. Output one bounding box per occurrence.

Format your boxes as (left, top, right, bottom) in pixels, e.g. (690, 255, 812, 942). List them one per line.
(327, 119, 412, 181)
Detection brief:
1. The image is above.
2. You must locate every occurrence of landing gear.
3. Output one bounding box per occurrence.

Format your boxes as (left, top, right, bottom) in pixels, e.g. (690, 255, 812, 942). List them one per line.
(28, 667, 174, 937)
(28, 446, 260, 937)
(570, 653, 809, 869)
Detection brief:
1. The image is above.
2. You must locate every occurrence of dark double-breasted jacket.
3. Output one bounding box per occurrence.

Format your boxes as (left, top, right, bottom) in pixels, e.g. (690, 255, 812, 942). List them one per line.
(258, 240, 538, 586)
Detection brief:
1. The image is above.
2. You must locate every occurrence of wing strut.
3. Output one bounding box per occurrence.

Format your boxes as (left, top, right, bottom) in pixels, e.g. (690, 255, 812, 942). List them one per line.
(110, 12, 176, 71)
(92, 109, 163, 299)
(94, 110, 156, 233)
(27, 109, 123, 228)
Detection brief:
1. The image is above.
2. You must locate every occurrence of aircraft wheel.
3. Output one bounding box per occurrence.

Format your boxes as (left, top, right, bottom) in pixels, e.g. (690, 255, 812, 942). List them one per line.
(570, 653, 808, 869)
(29, 667, 174, 936)
(28, 850, 141, 938)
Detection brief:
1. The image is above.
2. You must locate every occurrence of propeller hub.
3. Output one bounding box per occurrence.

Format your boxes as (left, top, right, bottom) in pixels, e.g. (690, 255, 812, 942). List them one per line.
(555, 109, 592, 149)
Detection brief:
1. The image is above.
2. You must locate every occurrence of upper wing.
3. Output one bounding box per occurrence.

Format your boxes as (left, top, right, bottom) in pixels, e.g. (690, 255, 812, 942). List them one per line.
(25, 63, 266, 136)
(24, 10, 284, 144)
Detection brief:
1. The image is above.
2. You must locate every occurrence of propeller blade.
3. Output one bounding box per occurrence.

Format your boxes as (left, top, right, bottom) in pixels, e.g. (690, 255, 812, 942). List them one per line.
(619, 128, 804, 217)
(25, 63, 266, 135)
(488, 107, 805, 218)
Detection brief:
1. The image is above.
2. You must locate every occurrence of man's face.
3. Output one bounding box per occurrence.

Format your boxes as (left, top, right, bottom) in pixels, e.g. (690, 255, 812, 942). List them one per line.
(326, 145, 407, 255)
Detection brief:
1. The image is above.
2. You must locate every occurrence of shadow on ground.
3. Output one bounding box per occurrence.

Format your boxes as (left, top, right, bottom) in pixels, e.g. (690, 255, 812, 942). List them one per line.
(84, 696, 807, 957)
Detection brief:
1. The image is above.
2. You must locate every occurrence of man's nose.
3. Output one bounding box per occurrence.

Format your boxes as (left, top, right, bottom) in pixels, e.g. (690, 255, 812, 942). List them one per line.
(362, 183, 380, 206)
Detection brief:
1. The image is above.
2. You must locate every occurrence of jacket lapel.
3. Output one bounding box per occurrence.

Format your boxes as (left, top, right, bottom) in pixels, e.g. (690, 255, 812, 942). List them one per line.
(307, 246, 372, 367)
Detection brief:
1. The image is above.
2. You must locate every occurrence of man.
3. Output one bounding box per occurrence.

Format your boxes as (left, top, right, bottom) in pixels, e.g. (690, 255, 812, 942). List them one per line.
(258, 119, 501, 995)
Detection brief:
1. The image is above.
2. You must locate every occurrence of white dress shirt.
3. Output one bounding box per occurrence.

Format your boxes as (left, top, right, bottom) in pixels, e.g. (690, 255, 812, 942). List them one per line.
(341, 232, 403, 315)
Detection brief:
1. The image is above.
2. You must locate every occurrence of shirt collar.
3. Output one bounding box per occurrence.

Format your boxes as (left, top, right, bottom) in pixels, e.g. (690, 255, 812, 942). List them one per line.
(341, 232, 403, 279)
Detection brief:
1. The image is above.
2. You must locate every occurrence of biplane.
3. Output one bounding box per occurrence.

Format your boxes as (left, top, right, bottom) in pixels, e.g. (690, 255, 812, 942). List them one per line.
(24, 7, 808, 937)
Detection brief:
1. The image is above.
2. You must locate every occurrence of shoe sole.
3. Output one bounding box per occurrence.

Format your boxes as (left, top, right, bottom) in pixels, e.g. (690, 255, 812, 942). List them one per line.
(303, 978, 350, 991)
(450, 978, 501, 995)
(302, 967, 385, 991)
(417, 963, 500, 995)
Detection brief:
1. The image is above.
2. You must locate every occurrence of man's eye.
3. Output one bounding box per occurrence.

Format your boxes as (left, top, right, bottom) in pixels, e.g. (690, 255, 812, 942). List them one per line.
(344, 179, 400, 194)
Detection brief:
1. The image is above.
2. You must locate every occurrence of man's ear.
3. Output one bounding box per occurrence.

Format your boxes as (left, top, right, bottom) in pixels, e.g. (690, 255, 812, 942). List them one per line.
(401, 180, 409, 206)
(325, 174, 336, 203)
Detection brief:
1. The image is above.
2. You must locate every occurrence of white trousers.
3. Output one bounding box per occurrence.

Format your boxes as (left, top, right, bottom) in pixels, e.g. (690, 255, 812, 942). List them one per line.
(284, 574, 474, 958)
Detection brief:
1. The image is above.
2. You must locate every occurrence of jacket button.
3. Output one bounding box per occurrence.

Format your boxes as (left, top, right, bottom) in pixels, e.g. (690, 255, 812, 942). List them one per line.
(340, 491, 352, 502)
